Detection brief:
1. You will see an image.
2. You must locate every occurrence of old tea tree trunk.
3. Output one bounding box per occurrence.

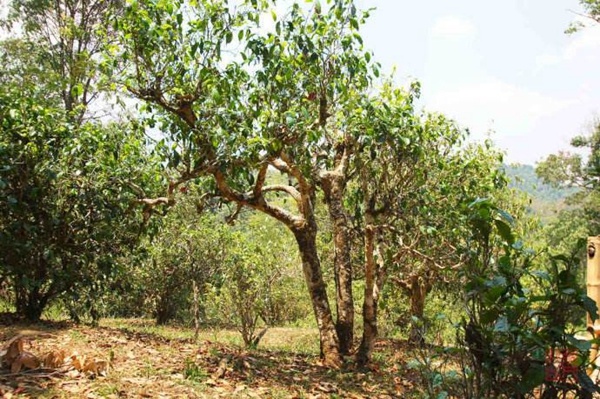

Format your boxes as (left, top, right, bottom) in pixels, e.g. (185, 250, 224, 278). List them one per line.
(293, 217, 342, 365)
(356, 216, 385, 367)
(398, 274, 431, 347)
(320, 141, 354, 356)
(355, 164, 388, 367)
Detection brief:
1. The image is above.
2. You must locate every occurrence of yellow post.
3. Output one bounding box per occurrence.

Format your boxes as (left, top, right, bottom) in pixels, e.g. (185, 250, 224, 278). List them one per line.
(587, 236, 600, 368)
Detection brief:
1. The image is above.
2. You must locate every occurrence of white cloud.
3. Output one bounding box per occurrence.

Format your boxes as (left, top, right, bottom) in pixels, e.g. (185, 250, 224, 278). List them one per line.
(430, 79, 572, 129)
(533, 53, 561, 70)
(535, 24, 600, 71)
(430, 15, 476, 39)
(564, 24, 600, 60)
(426, 79, 578, 163)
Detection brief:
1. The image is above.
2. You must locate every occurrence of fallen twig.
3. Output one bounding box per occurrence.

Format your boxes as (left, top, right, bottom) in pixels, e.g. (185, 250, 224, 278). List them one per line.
(0, 367, 67, 379)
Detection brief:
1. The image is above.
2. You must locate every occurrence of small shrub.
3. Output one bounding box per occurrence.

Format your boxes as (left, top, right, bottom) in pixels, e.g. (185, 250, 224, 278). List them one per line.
(183, 358, 207, 382)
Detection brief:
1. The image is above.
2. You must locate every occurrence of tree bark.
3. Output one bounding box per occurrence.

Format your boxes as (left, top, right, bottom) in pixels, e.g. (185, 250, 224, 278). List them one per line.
(357, 223, 380, 367)
(407, 275, 431, 347)
(293, 225, 342, 368)
(321, 173, 354, 355)
(15, 284, 48, 322)
(192, 280, 201, 342)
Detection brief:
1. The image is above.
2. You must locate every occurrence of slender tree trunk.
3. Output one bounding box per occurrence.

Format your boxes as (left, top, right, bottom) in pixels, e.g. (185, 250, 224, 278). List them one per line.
(293, 225, 342, 368)
(407, 275, 431, 347)
(322, 175, 354, 355)
(192, 280, 201, 342)
(357, 222, 379, 367)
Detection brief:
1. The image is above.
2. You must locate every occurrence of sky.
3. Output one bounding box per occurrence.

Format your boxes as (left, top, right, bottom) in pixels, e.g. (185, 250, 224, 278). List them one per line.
(356, 0, 600, 165)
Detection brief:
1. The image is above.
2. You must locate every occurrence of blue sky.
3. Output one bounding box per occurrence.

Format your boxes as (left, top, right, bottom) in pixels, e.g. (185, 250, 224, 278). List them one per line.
(357, 0, 600, 165)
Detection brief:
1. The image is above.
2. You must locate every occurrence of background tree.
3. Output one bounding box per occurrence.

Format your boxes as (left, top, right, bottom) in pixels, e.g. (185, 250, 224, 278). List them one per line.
(2, 0, 119, 124)
(142, 200, 229, 326)
(348, 79, 513, 362)
(0, 6, 163, 320)
(388, 141, 508, 346)
(536, 120, 600, 241)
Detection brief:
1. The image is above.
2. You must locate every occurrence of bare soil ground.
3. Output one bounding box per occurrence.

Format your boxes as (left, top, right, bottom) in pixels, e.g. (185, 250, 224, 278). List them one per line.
(0, 318, 420, 398)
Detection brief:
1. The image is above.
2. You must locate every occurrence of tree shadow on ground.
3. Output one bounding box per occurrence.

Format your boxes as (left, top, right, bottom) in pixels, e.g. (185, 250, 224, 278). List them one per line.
(0, 323, 420, 398)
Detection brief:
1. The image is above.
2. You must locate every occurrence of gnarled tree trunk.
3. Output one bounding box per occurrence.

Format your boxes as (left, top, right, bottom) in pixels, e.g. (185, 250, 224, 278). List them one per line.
(395, 273, 432, 347)
(321, 173, 354, 355)
(293, 225, 342, 368)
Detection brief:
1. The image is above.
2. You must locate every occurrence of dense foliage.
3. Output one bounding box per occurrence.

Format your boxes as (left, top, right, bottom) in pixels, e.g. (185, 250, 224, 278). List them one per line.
(0, 75, 162, 321)
(0, 3, 163, 321)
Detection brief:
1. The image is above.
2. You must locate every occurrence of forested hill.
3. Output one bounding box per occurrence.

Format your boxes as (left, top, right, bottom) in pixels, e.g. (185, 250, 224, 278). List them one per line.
(504, 164, 574, 202)
(504, 164, 576, 219)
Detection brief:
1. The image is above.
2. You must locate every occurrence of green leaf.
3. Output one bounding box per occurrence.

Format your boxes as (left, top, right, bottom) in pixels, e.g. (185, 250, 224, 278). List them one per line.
(584, 295, 599, 322)
(567, 335, 592, 352)
(72, 83, 84, 98)
(496, 208, 514, 225)
(519, 364, 545, 393)
(494, 219, 514, 244)
(468, 197, 490, 208)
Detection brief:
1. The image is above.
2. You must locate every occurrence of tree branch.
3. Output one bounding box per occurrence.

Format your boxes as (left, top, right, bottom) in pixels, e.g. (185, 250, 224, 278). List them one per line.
(225, 203, 243, 225)
(213, 170, 305, 229)
(262, 184, 301, 202)
(253, 163, 268, 198)
(394, 245, 463, 271)
(279, 152, 311, 196)
(270, 158, 291, 175)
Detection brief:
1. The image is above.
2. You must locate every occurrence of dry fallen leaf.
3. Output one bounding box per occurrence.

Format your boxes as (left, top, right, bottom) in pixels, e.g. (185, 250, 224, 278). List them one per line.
(2, 336, 25, 366)
(66, 369, 81, 378)
(10, 351, 40, 373)
(19, 351, 40, 370)
(95, 360, 110, 376)
(83, 358, 97, 373)
(10, 358, 22, 374)
(233, 384, 247, 394)
(44, 349, 66, 368)
(70, 354, 86, 371)
(212, 358, 228, 379)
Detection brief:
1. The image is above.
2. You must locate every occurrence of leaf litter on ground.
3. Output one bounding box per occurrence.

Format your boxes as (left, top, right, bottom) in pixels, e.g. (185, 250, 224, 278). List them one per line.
(0, 319, 418, 398)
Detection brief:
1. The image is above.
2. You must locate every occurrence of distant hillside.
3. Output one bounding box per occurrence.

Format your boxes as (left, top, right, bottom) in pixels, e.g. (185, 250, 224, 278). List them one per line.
(503, 164, 577, 220)
(504, 164, 575, 202)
